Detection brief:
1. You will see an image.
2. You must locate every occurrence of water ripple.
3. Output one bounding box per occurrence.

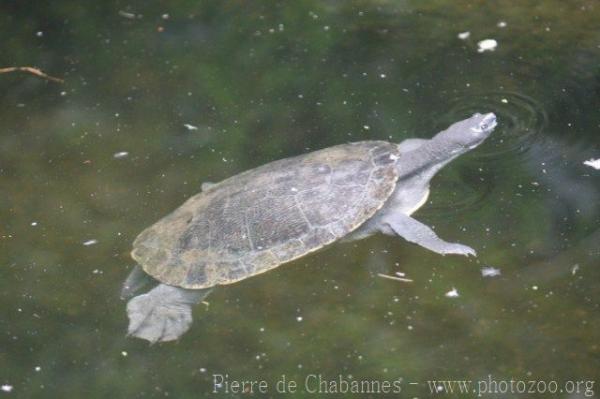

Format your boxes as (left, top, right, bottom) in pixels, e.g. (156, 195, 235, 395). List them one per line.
(422, 92, 548, 215)
(441, 91, 548, 160)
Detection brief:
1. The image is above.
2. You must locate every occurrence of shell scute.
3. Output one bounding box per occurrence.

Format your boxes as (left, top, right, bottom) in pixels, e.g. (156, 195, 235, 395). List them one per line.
(132, 141, 401, 288)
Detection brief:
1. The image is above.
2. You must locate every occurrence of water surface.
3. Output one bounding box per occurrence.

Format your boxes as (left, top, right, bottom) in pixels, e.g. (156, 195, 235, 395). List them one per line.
(1, 1, 599, 397)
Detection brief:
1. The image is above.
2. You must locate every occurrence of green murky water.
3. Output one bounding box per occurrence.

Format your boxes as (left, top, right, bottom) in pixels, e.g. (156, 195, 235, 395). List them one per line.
(1, 1, 599, 398)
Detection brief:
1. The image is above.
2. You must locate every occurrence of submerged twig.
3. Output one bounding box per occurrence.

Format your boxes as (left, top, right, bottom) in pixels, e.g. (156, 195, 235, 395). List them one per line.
(377, 273, 413, 283)
(0, 66, 64, 83)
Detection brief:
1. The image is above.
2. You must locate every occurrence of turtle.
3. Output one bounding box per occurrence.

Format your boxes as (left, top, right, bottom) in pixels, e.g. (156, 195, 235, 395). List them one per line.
(122, 112, 497, 343)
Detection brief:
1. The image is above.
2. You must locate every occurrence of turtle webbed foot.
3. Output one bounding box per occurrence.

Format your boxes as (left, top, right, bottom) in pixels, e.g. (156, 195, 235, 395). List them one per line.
(126, 287, 193, 343)
(441, 242, 477, 257)
(384, 213, 478, 257)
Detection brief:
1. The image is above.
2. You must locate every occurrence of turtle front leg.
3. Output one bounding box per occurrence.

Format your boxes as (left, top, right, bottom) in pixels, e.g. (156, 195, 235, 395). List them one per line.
(126, 284, 212, 343)
(383, 212, 476, 257)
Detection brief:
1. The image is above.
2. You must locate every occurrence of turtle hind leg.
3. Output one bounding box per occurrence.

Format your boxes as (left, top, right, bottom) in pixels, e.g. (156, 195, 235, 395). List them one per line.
(121, 265, 157, 300)
(382, 212, 477, 257)
(126, 284, 213, 343)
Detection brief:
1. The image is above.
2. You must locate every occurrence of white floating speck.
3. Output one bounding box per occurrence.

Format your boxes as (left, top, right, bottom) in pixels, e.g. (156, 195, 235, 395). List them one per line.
(501, 98, 508, 103)
(389, 154, 399, 161)
(183, 123, 198, 131)
(380, 73, 387, 78)
(571, 264, 580, 275)
(457, 31, 470, 40)
(1, 385, 13, 393)
(199, 367, 207, 373)
(363, 125, 370, 130)
(113, 151, 129, 159)
(481, 266, 501, 277)
(83, 239, 98, 246)
(477, 39, 498, 53)
(34, 366, 41, 372)
(497, 21, 507, 28)
(296, 316, 303, 322)
(445, 288, 460, 298)
(583, 158, 600, 170)
(36, 31, 44, 37)
(118, 10, 136, 19)
(31, 222, 38, 226)
(121, 351, 128, 357)
(532, 285, 538, 291)
(290, 187, 298, 192)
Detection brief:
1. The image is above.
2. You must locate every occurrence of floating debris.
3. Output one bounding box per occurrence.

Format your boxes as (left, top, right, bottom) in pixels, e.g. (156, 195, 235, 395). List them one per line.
(501, 98, 508, 103)
(571, 264, 580, 275)
(118, 10, 137, 19)
(83, 239, 98, 246)
(31, 221, 38, 226)
(445, 288, 460, 298)
(378, 273, 413, 283)
(121, 351, 128, 357)
(497, 21, 507, 28)
(113, 151, 129, 159)
(457, 31, 471, 40)
(0, 66, 64, 83)
(477, 39, 498, 53)
(296, 316, 303, 322)
(583, 158, 600, 170)
(183, 123, 198, 131)
(1, 385, 13, 393)
(481, 266, 501, 277)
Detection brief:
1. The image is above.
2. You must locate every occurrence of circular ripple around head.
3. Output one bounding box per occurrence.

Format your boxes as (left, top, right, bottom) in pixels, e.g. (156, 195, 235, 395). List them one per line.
(420, 92, 547, 216)
(440, 91, 548, 160)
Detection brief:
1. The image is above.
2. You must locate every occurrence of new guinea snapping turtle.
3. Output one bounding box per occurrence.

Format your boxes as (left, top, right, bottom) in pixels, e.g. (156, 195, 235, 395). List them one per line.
(122, 112, 497, 343)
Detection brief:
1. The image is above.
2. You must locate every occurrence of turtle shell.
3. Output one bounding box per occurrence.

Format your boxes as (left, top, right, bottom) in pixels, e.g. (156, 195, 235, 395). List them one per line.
(131, 141, 401, 289)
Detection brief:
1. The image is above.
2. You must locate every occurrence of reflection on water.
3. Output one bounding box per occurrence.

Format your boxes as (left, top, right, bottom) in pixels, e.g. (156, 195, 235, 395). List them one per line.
(1, 1, 599, 397)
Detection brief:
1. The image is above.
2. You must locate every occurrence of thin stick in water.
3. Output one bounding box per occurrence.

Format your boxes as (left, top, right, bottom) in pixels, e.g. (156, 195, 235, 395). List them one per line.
(377, 273, 413, 283)
(0, 66, 64, 83)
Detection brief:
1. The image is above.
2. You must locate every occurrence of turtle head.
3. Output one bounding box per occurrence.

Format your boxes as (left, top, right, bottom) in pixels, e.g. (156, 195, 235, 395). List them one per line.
(443, 112, 497, 153)
(395, 112, 497, 180)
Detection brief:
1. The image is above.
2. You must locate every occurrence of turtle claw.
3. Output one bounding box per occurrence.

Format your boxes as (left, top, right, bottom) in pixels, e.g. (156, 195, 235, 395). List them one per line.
(443, 243, 477, 257)
(126, 293, 193, 343)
